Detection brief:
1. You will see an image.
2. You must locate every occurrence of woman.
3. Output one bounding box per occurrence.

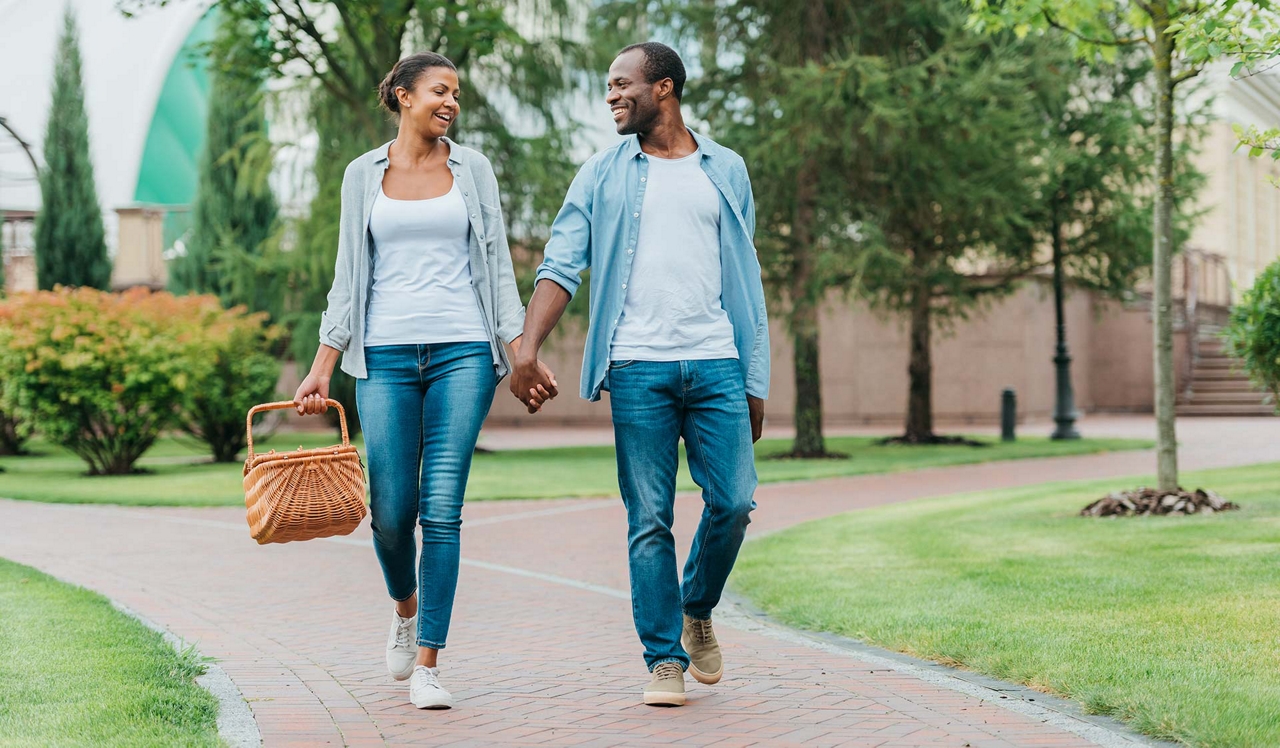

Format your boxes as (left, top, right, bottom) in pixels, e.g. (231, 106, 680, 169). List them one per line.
(294, 52, 554, 710)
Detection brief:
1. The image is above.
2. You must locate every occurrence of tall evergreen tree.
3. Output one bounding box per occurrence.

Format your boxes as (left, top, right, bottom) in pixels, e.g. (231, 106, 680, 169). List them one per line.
(169, 11, 277, 312)
(34, 7, 110, 290)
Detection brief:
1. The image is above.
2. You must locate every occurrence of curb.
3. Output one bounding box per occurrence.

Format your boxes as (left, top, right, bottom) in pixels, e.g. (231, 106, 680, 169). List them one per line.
(720, 592, 1177, 748)
(111, 602, 262, 748)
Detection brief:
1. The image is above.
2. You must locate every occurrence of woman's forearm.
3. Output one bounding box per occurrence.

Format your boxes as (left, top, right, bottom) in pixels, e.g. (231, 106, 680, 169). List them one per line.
(309, 344, 342, 380)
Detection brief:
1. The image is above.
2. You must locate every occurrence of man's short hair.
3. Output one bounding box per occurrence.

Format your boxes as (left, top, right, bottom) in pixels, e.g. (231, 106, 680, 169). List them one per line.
(618, 41, 686, 101)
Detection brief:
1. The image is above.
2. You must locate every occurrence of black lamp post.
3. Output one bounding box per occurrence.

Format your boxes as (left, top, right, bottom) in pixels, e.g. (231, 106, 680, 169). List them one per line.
(1051, 230, 1081, 440)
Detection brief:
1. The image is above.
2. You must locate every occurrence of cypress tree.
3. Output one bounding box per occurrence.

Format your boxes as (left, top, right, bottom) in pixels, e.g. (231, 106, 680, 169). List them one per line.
(34, 7, 110, 290)
(169, 12, 277, 310)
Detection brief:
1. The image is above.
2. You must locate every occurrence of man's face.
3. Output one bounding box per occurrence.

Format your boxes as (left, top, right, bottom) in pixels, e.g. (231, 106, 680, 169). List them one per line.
(606, 50, 661, 136)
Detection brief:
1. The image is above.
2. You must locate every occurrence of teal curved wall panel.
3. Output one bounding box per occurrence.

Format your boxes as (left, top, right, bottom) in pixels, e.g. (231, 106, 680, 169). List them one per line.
(132, 7, 217, 205)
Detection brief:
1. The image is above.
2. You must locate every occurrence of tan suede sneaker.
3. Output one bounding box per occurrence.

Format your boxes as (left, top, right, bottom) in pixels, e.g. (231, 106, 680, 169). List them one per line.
(643, 661, 686, 706)
(682, 615, 723, 685)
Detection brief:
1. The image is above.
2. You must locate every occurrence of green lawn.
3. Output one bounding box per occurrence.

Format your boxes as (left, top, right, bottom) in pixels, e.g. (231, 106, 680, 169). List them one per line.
(0, 558, 221, 747)
(732, 462, 1280, 748)
(0, 432, 1150, 507)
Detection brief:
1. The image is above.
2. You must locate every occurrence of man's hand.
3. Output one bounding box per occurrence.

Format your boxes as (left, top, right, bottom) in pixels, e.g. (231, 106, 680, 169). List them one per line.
(510, 354, 558, 414)
(509, 280, 573, 413)
(748, 396, 764, 443)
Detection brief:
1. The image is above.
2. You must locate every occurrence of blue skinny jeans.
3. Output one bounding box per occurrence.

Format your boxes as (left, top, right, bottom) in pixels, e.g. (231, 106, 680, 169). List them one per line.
(355, 342, 495, 649)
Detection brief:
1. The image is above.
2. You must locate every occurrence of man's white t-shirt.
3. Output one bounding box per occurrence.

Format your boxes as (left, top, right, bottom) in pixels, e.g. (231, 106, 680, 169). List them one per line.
(609, 149, 738, 362)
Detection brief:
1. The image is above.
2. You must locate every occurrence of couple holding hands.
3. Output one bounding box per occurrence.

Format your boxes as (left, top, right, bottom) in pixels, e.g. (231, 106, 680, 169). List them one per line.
(294, 41, 769, 710)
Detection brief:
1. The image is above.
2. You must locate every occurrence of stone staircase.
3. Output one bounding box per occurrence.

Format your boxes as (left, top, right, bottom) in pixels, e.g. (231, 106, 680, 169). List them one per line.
(1177, 329, 1276, 416)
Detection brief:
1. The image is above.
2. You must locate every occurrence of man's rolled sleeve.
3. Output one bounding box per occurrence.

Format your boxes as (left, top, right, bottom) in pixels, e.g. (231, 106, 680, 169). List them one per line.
(535, 159, 596, 299)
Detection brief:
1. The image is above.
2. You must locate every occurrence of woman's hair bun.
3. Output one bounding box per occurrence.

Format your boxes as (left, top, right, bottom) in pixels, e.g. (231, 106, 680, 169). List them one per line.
(378, 70, 400, 114)
(378, 52, 458, 116)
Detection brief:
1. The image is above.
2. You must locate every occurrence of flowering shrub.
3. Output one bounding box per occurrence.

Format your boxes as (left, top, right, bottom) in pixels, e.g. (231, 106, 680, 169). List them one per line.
(1225, 259, 1280, 413)
(0, 287, 274, 474)
(182, 306, 281, 462)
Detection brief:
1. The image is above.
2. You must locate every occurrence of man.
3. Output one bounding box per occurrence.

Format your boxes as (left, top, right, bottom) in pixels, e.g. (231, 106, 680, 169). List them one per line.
(510, 41, 769, 707)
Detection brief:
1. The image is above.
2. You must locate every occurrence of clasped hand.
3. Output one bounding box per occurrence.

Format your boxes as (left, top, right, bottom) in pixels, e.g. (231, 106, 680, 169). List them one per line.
(509, 339, 558, 414)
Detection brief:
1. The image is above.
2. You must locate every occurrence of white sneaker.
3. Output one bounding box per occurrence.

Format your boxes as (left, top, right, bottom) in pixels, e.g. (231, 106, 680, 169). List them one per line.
(409, 666, 454, 709)
(386, 611, 417, 681)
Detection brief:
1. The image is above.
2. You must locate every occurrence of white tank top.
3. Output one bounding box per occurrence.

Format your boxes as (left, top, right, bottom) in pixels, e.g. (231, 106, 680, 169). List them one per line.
(364, 182, 489, 346)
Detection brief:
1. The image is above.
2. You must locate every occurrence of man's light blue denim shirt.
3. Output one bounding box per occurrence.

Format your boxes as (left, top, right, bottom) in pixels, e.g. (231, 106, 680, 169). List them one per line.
(536, 131, 770, 402)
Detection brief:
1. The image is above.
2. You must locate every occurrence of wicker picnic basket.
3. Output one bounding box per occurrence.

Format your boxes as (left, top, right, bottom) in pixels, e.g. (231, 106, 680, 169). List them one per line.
(242, 399, 367, 544)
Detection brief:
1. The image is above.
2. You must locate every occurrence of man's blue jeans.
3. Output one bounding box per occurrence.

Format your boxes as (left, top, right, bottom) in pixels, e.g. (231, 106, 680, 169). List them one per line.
(607, 358, 758, 671)
(356, 342, 495, 649)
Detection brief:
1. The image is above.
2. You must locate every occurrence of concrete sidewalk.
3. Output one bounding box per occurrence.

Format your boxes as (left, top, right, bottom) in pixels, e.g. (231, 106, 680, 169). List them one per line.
(1, 417, 1275, 747)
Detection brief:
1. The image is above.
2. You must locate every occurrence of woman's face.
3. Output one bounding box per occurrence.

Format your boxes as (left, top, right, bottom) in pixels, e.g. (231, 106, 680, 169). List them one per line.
(397, 67, 460, 139)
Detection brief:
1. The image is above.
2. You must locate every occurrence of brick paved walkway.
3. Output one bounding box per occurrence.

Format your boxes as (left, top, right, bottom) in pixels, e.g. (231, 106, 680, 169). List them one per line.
(1, 417, 1275, 747)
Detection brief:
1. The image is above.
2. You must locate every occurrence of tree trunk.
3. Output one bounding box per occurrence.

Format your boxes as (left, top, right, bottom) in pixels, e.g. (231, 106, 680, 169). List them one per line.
(1151, 8, 1179, 491)
(785, 3, 832, 458)
(904, 283, 933, 442)
(791, 295, 824, 457)
(0, 411, 27, 456)
(789, 158, 826, 457)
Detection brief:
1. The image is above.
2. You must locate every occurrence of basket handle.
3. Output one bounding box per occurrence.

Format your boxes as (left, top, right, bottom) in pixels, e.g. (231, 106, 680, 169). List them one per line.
(245, 399, 350, 461)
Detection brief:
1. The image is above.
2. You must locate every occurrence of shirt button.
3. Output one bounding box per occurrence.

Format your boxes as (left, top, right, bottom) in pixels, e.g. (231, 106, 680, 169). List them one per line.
(627, 249, 634, 255)
(640, 177, 647, 182)
(632, 212, 639, 218)
(622, 283, 627, 289)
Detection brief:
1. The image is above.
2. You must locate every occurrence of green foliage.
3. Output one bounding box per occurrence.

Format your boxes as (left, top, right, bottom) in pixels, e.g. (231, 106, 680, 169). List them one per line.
(1171, 0, 1280, 71)
(1176, 0, 1280, 179)
(182, 307, 283, 463)
(843, 19, 1057, 320)
(1036, 47, 1205, 296)
(33, 8, 110, 291)
(1225, 259, 1280, 412)
(0, 288, 236, 476)
(169, 11, 278, 313)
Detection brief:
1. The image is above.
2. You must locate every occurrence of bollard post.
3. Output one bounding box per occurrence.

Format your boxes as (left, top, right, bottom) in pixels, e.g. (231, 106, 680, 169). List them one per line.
(1001, 388, 1016, 442)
